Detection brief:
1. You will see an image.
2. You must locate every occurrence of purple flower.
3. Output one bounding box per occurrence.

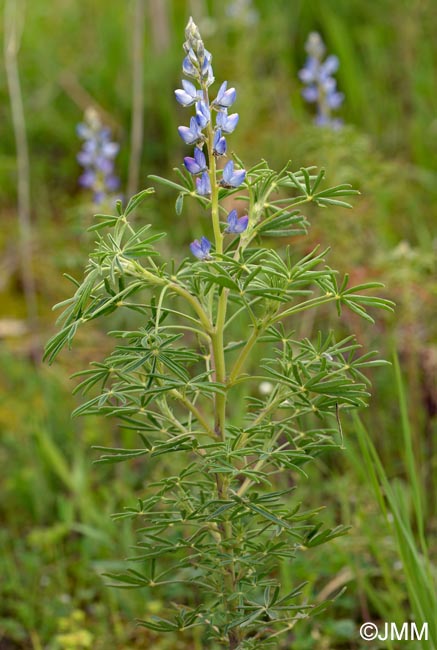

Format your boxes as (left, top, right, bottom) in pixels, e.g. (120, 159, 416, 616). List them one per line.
(299, 32, 344, 129)
(183, 55, 197, 78)
(77, 148, 94, 167)
(301, 86, 319, 103)
(216, 110, 239, 134)
(184, 147, 207, 175)
(76, 122, 92, 139)
(213, 81, 237, 108)
(225, 209, 248, 234)
(221, 160, 246, 188)
(327, 90, 344, 110)
(298, 56, 318, 84)
(79, 169, 96, 189)
(106, 174, 120, 191)
(77, 108, 120, 204)
(321, 55, 339, 77)
(200, 50, 214, 85)
(315, 114, 343, 130)
(196, 172, 212, 196)
(175, 80, 202, 106)
(195, 101, 210, 128)
(178, 116, 203, 144)
(213, 129, 227, 156)
(190, 236, 211, 260)
(102, 141, 119, 157)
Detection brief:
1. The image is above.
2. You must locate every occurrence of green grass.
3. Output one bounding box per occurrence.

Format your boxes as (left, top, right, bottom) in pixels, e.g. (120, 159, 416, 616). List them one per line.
(351, 358, 437, 648)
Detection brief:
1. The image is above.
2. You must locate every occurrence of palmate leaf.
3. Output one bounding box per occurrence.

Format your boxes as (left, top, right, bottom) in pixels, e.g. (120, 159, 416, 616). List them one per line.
(276, 166, 359, 209)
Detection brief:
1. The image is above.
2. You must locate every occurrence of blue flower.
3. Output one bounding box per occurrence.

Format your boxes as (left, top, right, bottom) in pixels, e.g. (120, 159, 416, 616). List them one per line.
(182, 18, 215, 86)
(213, 81, 237, 108)
(301, 85, 319, 103)
(184, 147, 207, 175)
(225, 209, 248, 233)
(299, 32, 344, 129)
(216, 110, 239, 133)
(77, 108, 120, 204)
(78, 168, 96, 189)
(195, 101, 210, 128)
(178, 116, 203, 144)
(221, 160, 246, 188)
(200, 50, 214, 85)
(298, 56, 318, 85)
(315, 114, 343, 130)
(182, 55, 197, 78)
(213, 128, 227, 156)
(322, 54, 339, 77)
(326, 89, 344, 110)
(190, 236, 211, 259)
(175, 80, 202, 106)
(196, 171, 212, 195)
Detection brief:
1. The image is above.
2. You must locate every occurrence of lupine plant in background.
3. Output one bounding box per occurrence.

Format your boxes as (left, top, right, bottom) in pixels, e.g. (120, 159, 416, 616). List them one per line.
(46, 18, 393, 650)
(299, 32, 344, 129)
(226, 0, 259, 26)
(77, 107, 120, 204)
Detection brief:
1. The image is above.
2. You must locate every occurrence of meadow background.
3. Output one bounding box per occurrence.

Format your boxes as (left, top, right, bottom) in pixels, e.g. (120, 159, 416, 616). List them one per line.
(1, 0, 436, 648)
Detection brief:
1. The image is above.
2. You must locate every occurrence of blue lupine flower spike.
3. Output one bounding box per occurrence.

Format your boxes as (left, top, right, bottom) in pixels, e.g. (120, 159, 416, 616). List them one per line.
(299, 32, 344, 129)
(221, 160, 246, 188)
(225, 209, 249, 234)
(190, 236, 212, 259)
(77, 107, 120, 204)
(176, 20, 244, 196)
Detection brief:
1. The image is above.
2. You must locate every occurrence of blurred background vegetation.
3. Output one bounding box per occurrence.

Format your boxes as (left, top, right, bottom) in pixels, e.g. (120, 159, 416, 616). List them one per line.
(1, 0, 436, 648)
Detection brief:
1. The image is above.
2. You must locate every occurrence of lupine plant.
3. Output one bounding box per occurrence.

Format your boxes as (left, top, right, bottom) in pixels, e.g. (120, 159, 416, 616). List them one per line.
(299, 32, 344, 129)
(77, 107, 120, 204)
(226, 0, 259, 26)
(46, 18, 393, 650)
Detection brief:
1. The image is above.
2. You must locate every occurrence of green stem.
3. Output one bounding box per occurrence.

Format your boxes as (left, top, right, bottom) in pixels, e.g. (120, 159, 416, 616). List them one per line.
(203, 84, 239, 648)
(204, 102, 227, 435)
(134, 263, 213, 334)
(206, 120, 223, 256)
(169, 388, 216, 438)
(228, 325, 259, 386)
(237, 427, 285, 498)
